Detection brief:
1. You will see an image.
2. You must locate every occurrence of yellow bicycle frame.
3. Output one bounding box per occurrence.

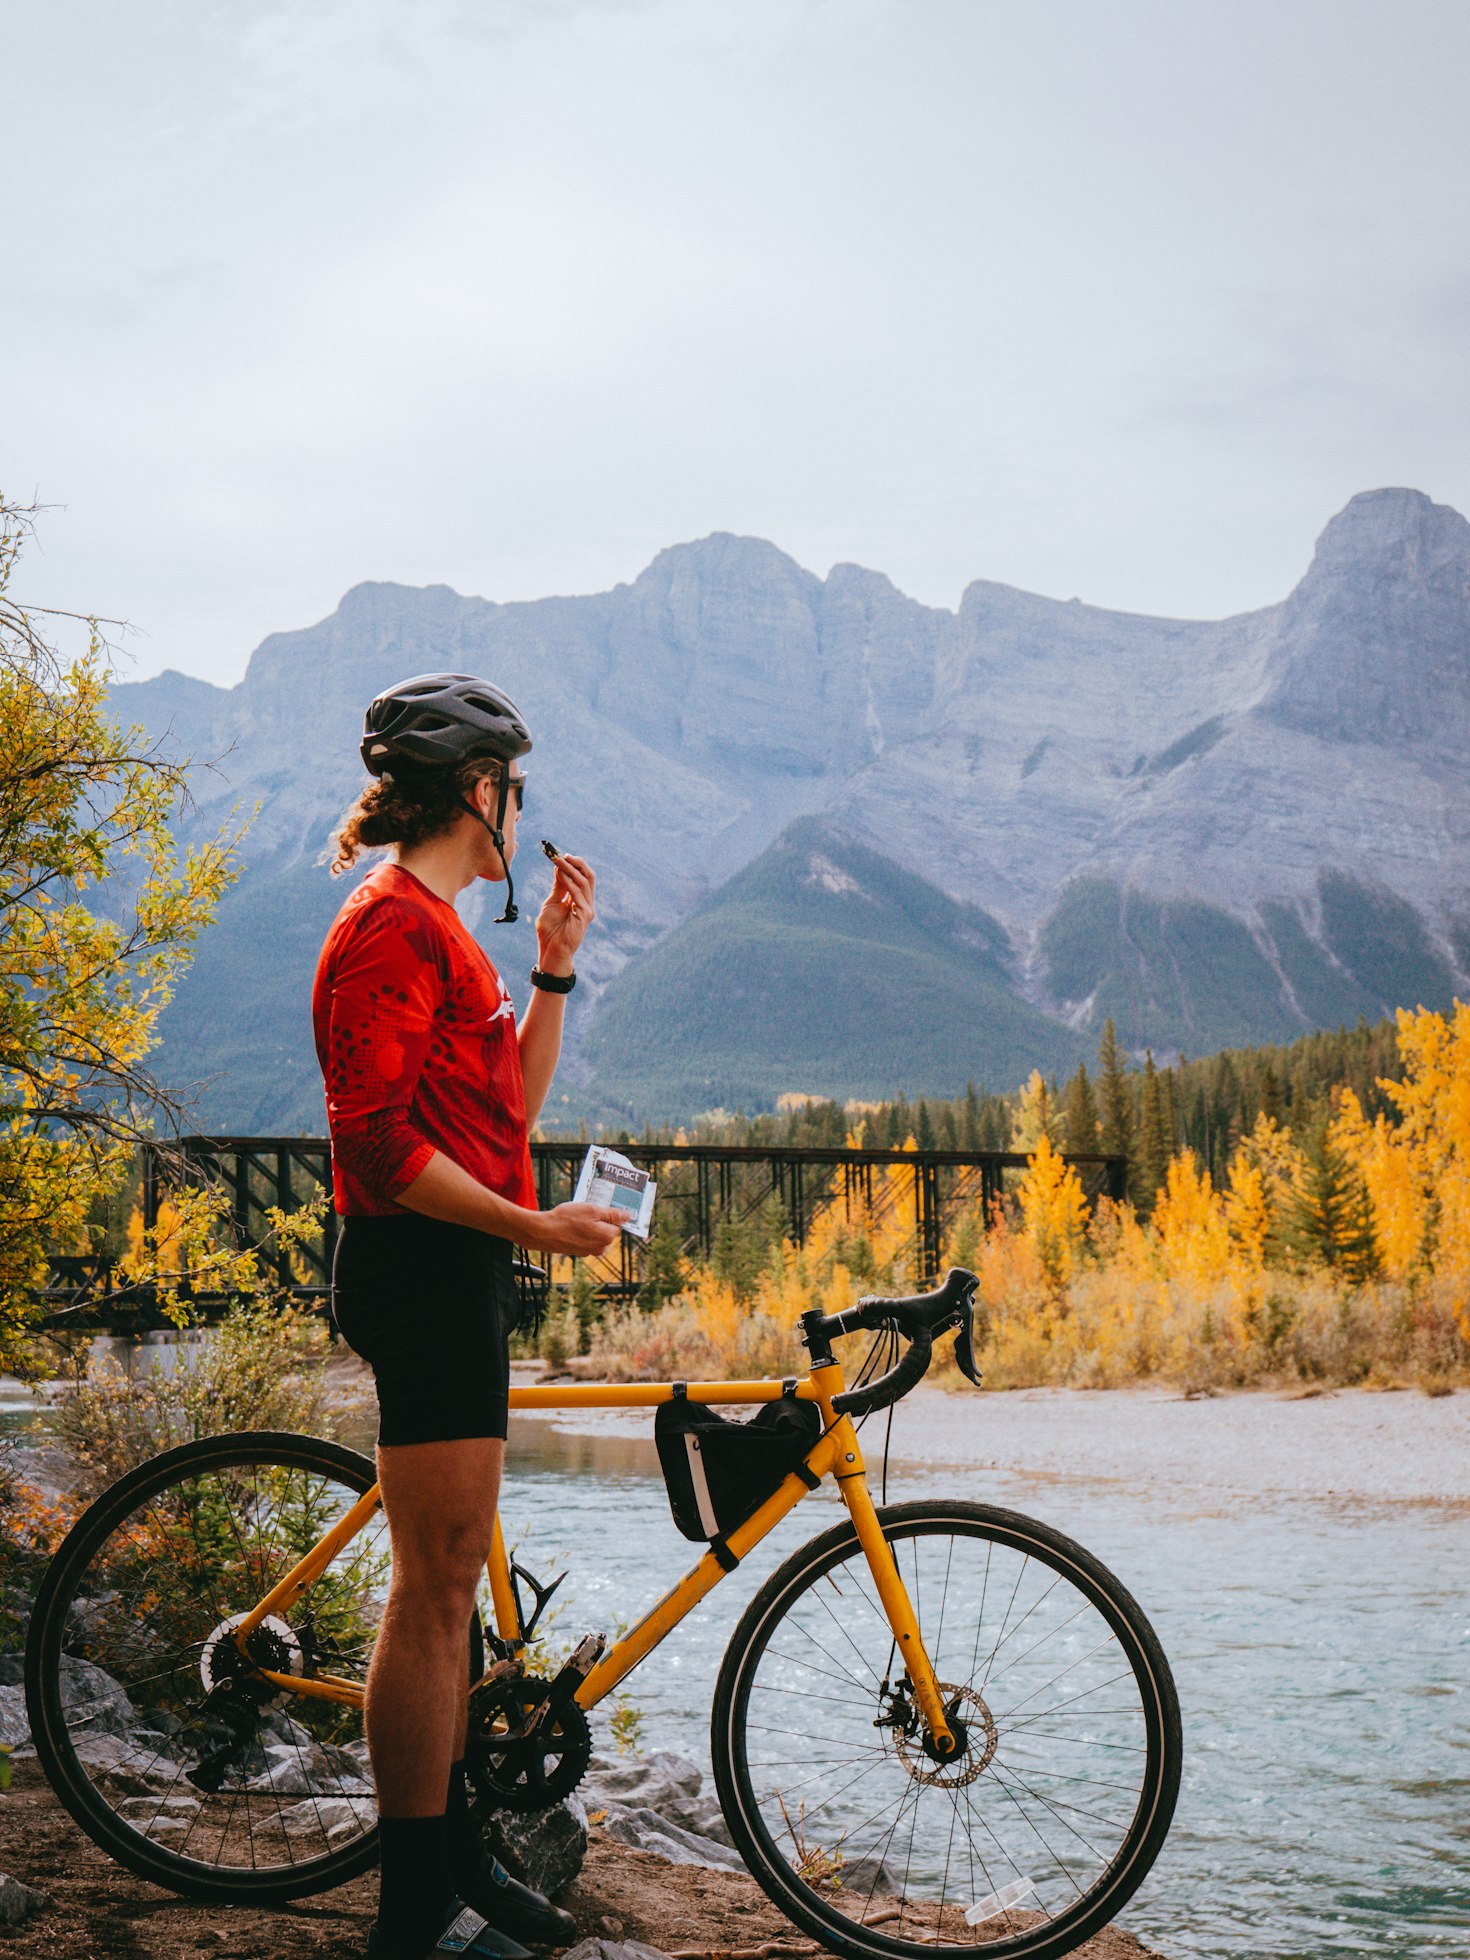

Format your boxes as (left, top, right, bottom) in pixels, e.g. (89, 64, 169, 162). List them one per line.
(233, 1358, 956, 1754)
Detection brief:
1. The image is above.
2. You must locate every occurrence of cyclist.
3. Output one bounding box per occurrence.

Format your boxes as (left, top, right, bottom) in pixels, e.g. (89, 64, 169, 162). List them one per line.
(315, 673, 623, 1960)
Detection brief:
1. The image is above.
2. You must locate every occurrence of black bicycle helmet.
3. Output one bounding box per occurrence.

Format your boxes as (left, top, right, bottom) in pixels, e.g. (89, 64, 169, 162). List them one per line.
(360, 672, 533, 924)
(360, 672, 532, 777)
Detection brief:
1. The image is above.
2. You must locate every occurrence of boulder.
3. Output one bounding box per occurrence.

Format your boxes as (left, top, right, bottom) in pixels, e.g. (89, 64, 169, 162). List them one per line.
(0, 1683, 30, 1754)
(72, 1733, 186, 1803)
(58, 1655, 137, 1742)
(0, 1873, 47, 1928)
(116, 1792, 202, 1835)
(246, 1739, 372, 1798)
(840, 1852, 900, 1895)
(598, 1803, 744, 1873)
(280, 1794, 377, 1841)
(486, 1793, 589, 1897)
(561, 1942, 670, 1960)
(581, 1750, 740, 1869)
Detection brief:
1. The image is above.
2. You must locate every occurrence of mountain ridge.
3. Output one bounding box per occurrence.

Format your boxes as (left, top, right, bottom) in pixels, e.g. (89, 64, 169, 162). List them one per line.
(111, 487, 1470, 1126)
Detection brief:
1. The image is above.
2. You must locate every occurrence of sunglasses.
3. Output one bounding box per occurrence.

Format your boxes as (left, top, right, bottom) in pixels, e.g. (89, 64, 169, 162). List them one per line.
(506, 774, 526, 812)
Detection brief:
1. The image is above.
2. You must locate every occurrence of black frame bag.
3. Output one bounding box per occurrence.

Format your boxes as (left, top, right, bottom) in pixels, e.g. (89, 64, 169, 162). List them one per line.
(654, 1381, 822, 1569)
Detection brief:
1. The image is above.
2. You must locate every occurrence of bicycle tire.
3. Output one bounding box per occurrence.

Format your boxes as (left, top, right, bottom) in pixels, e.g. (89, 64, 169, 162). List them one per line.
(26, 1430, 396, 1903)
(710, 1499, 1181, 1960)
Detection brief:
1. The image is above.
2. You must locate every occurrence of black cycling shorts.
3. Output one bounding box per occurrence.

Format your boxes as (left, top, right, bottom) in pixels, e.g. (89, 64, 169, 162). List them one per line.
(331, 1213, 515, 1447)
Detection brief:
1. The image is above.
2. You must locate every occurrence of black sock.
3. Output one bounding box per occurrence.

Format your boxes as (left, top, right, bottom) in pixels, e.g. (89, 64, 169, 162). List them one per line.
(446, 1759, 489, 1874)
(378, 1814, 453, 1947)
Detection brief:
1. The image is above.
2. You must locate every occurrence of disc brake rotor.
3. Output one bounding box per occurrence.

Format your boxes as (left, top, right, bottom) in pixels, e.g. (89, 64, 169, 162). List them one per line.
(893, 1682, 997, 1789)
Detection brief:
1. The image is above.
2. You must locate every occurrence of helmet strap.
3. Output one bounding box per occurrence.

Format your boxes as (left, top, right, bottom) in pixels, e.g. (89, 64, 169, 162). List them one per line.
(456, 783, 517, 923)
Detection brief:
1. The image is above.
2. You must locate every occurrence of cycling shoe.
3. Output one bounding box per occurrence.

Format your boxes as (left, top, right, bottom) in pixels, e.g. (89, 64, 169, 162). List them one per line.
(454, 1852, 577, 1948)
(366, 1896, 533, 1959)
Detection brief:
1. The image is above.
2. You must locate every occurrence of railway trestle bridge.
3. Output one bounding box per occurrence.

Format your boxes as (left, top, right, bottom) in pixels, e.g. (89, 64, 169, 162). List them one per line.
(40, 1135, 1126, 1329)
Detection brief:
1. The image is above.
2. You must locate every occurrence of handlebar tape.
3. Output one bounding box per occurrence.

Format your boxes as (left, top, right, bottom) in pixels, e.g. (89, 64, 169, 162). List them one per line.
(831, 1324, 934, 1418)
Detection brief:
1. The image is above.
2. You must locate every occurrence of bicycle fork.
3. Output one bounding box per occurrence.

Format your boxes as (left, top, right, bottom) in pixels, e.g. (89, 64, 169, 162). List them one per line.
(824, 1407, 960, 1761)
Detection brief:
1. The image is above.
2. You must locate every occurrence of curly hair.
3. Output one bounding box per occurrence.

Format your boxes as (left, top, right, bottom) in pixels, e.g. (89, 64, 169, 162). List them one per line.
(329, 754, 503, 876)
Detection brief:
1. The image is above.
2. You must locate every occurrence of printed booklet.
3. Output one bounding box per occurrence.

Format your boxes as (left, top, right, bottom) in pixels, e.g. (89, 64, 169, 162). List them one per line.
(573, 1145, 657, 1240)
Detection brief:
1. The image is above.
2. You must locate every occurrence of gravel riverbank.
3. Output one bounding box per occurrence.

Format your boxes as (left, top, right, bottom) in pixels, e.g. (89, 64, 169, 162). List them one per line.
(514, 1375, 1470, 1507)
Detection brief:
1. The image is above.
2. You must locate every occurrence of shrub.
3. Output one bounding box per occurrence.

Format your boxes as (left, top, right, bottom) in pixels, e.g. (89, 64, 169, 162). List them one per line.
(48, 1300, 330, 1499)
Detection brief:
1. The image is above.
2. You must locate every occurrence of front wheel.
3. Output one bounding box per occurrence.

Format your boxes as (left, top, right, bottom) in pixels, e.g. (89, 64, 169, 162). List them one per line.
(711, 1500, 1181, 1960)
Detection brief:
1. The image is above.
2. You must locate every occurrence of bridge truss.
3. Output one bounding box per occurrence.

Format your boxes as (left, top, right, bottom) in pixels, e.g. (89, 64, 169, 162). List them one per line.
(39, 1135, 1126, 1327)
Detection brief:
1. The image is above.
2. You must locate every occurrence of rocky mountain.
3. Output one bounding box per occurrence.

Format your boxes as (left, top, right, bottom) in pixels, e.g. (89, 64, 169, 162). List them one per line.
(115, 487, 1470, 1128)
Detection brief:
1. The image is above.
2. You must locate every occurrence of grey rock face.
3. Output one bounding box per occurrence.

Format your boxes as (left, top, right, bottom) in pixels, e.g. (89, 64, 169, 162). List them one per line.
(0, 1684, 29, 1754)
(561, 1942, 672, 1960)
(114, 488, 1470, 1115)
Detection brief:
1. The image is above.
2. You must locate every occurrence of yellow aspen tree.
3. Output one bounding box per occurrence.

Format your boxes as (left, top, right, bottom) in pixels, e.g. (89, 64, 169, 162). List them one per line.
(1331, 1087, 1428, 1281)
(1010, 1071, 1062, 1152)
(0, 496, 243, 1368)
(1377, 1004, 1470, 1286)
(1152, 1150, 1231, 1290)
(1223, 1157, 1272, 1270)
(1017, 1133, 1089, 1291)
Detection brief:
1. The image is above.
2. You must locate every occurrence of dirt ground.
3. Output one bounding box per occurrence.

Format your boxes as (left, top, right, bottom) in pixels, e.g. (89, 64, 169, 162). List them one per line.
(0, 1761, 1165, 1959)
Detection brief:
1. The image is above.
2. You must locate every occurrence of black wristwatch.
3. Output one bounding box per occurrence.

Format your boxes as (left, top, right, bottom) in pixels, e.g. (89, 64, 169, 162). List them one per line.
(530, 966, 576, 994)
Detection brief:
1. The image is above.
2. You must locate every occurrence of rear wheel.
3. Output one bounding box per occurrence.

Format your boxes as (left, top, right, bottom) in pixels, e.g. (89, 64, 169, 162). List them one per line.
(711, 1500, 1181, 1960)
(26, 1431, 399, 1902)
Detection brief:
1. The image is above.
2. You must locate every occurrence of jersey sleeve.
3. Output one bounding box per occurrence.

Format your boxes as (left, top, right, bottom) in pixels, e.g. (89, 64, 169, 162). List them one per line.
(321, 897, 443, 1202)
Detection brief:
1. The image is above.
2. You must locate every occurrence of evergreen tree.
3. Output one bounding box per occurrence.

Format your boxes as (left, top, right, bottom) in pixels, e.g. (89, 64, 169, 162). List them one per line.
(1259, 1065, 1283, 1126)
(1062, 1065, 1101, 1155)
(711, 1195, 787, 1303)
(569, 1265, 601, 1354)
(1281, 1119, 1377, 1280)
(636, 1209, 685, 1312)
(1097, 1019, 1133, 1165)
(915, 1098, 937, 1149)
(961, 1081, 982, 1150)
(1134, 1052, 1169, 1212)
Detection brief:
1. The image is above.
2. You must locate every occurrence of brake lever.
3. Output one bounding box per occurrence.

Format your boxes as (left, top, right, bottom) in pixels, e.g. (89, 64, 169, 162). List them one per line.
(950, 1276, 983, 1386)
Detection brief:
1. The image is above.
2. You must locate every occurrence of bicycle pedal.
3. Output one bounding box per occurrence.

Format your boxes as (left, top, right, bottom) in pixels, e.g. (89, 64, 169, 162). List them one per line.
(564, 1632, 606, 1674)
(532, 1633, 606, 1724)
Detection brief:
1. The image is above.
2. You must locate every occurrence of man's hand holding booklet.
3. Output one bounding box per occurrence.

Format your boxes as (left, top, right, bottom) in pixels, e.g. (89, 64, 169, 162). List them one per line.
(573, 1146, 657, 1240)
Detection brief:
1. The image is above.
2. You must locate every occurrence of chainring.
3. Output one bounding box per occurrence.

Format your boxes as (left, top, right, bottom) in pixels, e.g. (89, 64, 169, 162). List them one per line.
(465, 1673, 593, 1812)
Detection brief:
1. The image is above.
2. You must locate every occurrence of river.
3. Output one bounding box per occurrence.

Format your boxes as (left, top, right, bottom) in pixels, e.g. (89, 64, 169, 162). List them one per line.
(5, 1369, 1466, 1958)
(477, 1406, 1467, 1960)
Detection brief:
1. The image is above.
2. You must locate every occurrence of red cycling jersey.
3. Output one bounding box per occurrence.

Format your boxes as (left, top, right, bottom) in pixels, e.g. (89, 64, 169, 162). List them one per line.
(312, 862, 538, 1217)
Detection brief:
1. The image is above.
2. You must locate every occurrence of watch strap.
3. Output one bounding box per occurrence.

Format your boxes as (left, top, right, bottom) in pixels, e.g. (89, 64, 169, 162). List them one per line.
(530, 966, 576, 994)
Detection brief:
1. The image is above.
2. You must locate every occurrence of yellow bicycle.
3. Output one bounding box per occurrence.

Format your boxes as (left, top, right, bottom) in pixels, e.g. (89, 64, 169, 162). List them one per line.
(25, 1270, 1181, 1960)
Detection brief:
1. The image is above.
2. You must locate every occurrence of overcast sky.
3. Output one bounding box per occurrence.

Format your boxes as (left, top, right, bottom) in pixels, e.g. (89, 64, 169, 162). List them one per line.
(5, 0, 1469, 686)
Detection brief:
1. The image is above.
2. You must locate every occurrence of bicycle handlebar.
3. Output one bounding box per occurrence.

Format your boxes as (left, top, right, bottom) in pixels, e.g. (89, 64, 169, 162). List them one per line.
(800, 1267, 982, 1418)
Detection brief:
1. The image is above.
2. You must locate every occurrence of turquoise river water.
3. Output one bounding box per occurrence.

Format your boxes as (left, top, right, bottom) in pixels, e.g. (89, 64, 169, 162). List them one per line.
(486, 1412, 1467, 1960)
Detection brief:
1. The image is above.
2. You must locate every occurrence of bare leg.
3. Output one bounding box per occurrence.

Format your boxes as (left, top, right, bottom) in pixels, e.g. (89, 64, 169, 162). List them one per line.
(368, 1436, 504, 1816)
